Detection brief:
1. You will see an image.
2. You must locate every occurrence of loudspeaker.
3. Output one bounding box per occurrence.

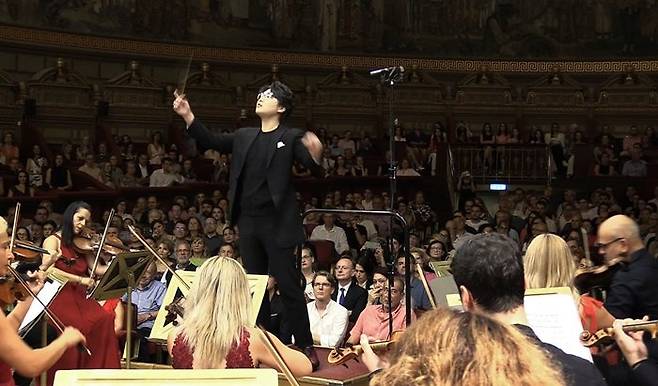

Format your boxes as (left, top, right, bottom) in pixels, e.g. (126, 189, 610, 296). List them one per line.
(97, 101, 109, 117)
(23, 99, 36, 117)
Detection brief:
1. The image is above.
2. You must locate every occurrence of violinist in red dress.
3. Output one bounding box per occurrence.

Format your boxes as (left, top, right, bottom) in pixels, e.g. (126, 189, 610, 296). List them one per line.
(40, 202, 120, 386)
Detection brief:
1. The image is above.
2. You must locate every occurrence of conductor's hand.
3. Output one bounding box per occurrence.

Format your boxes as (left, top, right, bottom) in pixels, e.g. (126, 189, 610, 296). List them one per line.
(173, 90, 195, 127)
(60, 327, 87, 348)
(301, 131, 323, 164)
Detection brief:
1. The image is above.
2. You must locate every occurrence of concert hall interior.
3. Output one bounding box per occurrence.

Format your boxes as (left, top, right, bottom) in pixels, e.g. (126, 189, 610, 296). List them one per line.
(2, 1, 658, 385)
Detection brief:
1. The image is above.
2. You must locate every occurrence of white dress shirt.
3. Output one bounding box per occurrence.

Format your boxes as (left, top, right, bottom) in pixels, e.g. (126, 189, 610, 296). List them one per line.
(307, 299, 349, 347)
(310, 224, 349, 254)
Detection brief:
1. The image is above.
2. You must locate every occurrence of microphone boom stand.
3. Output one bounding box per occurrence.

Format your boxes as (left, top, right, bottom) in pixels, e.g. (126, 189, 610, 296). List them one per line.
(380, 69, 411, 332)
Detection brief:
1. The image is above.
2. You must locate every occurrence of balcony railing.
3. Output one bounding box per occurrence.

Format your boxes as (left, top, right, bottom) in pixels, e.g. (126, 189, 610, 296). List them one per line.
(451, 144, 552, 184)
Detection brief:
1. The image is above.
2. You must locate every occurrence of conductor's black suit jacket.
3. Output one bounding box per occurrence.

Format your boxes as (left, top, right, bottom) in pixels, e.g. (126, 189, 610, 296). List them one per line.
(188, 119, 323, 247)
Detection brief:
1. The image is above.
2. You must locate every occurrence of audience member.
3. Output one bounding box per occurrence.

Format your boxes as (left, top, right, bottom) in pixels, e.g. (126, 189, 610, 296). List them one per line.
(332, 257, 368, 324)
(307, 271, 349, 347)
(310, 213, 349, 255)
(348, 276, 414, 344)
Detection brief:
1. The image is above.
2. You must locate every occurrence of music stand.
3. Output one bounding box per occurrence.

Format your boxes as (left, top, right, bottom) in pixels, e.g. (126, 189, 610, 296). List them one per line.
(88, 251, 153, 369)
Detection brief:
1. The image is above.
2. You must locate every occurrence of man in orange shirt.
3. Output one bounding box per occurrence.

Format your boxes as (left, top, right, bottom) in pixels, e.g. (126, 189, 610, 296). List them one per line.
(347, 276, 414, 344)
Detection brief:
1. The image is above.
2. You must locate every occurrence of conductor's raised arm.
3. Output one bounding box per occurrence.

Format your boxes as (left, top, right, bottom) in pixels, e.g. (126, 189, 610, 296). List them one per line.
(173, 90, 235, 154)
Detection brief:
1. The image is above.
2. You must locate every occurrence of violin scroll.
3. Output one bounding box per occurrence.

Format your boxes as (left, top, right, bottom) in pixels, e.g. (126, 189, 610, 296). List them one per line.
(327, 331, 404, 366)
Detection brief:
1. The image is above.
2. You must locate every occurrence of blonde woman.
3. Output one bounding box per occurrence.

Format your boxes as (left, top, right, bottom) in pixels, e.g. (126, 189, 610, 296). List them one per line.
(366, 308, 566, 386)
(523, 234, 614, 332)
(167, 256, 312, 376)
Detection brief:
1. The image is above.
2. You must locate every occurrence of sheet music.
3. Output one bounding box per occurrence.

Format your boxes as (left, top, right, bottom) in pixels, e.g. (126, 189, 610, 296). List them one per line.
(524, 293, 593, 362)
(19, 279, 64, 334)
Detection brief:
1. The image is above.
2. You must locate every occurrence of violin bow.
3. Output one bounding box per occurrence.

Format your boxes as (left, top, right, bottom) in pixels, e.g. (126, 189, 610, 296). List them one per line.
(415, 262, 437, 310)
(9, 202, 20, 257)
(257, 327, 300, 386)
(89, 208, 115, 281)
(8, 203, 91, 355)
(126, 225, 191, 291)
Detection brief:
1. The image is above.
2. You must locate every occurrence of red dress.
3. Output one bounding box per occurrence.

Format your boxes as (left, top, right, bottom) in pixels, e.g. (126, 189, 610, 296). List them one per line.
(39, 238, 120, 386)
(172, 328, 254, 369)
(0, 361, 14, 386)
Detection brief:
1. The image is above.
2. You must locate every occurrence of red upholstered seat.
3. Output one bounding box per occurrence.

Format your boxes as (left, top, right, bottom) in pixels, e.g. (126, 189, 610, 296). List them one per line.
(307, 239, 336, 271)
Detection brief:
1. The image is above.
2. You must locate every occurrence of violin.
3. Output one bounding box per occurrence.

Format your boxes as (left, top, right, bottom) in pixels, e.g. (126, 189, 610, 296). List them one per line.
(573, 255, 625, 300)
(580, 320, 658, 347)
(73, 226, 129, 256)
(327, 331, 403, 366)
(12, 240, 49, 263)
(0, 274, 30, 307)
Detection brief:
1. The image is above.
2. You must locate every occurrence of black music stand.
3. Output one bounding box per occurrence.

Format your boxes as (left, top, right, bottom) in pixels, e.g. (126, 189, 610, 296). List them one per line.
(88, 251, 152, 369)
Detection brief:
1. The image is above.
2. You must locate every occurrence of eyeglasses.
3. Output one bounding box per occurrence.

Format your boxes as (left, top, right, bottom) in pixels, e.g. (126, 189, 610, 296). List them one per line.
(593, 237, 624, 249)
(313, 282, 331, 288)
(257, 89, 275, 100)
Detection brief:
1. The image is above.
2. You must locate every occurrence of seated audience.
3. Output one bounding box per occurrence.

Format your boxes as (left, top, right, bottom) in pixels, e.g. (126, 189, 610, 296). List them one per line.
(7, 171, 34, 198)
(307, 271, 349, 347)
(149, 158, 184, 187)
(167, 256, 312, 375)
(301, 245, 317, 301)
(46, 154, 72, 190)
(622, 150, 647, 177)
(395, 255, 432, 311)
(123, 263, 166, 361)
(162, 240, 197, 284)
(78, 154, 103, 182)
(310, 213, 349, 255)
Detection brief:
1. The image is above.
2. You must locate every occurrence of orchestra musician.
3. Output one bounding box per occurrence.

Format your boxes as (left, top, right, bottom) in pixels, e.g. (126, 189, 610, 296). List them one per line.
(167, 256, 312, 376)
(39, 202, 120, 386)
(597, 215, 658, 320)
(0, 216, 86, 386)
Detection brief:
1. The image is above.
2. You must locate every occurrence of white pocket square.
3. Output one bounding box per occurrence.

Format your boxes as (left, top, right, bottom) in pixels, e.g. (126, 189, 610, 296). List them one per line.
(277, 141, 286, 149)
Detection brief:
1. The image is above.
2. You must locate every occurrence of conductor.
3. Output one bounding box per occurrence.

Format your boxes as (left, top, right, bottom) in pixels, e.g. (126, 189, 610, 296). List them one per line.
(173, 81, 323, 367)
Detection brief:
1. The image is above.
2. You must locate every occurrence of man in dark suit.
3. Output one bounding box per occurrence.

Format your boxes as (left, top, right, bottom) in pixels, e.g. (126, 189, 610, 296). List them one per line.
(331, 257, 368, 323)
(173, 81, 324, 367)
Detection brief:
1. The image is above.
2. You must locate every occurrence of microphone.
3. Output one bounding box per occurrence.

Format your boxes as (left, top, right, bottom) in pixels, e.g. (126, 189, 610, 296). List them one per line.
(369, 66, 405, 76)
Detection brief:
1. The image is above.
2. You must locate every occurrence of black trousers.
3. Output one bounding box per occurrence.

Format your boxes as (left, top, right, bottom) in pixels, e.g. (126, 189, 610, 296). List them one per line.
(238, 214, 313, 348)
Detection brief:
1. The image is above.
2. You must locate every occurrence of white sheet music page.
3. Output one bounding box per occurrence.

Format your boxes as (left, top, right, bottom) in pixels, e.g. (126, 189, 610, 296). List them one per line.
(524, 291, 593, 362)
(19, 279, 63, 333)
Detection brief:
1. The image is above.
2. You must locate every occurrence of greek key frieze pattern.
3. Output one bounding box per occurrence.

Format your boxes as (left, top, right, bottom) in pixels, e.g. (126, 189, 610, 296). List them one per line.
(3, 25, 658, 73)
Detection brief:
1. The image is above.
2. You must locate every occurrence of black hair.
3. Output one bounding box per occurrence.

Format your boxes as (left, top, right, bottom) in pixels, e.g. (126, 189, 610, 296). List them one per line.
(259, 81, 294, 122)
(43, 220, 58, 230)
(61, 201, 91, 247)
(450, 233, 524, 313)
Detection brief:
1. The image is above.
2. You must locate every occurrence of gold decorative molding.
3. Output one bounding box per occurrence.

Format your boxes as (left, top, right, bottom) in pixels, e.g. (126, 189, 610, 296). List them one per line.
(3, 25, 658, 73)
